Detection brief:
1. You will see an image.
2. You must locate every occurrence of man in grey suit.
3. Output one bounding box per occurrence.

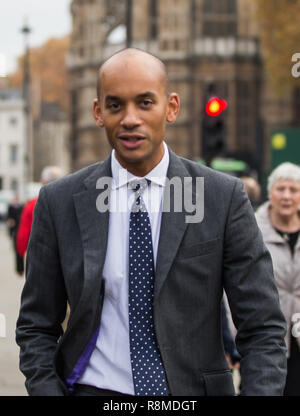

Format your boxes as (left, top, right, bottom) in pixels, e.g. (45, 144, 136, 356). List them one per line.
(16, 48, 287, 396)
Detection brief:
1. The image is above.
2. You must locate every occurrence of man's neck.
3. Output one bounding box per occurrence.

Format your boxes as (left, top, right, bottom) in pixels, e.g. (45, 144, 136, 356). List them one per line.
(114, 144, 165, 177)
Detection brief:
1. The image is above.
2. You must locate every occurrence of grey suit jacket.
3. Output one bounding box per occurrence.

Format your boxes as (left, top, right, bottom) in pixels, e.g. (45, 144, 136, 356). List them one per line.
(16, 149, 287, 396)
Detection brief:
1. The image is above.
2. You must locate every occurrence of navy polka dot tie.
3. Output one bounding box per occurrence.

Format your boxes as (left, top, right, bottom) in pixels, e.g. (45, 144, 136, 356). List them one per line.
(128, 179, 169, 396)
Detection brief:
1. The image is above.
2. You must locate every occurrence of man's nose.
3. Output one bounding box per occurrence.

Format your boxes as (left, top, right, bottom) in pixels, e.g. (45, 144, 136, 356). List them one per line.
(121, 105, 141, 129)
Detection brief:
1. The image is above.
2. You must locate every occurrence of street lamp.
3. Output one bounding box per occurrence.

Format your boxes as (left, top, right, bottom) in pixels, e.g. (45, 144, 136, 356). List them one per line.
(21, 20, 32, 197)
(126, 0, 132, 47)
(21, 21, 31, 99)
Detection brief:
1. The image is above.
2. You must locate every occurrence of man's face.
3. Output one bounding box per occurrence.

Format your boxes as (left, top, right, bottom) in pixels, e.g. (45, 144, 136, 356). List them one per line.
(94, 54, 179, 176)
(270, 179, 300, 218)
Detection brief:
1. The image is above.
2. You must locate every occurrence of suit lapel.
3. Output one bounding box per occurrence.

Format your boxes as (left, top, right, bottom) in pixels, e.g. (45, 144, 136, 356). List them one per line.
(154, 150, 191, 299)
(72, 157, 111, 306)
(72, 150, 192, 304)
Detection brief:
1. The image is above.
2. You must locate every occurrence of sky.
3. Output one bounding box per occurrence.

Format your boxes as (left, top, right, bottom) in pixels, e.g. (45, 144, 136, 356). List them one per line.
(0, 0, 72, 76)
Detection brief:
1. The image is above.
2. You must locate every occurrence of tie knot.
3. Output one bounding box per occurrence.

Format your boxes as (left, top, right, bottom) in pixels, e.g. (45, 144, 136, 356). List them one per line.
(128, 178, 149, 194)
(128, 179, 149, 213)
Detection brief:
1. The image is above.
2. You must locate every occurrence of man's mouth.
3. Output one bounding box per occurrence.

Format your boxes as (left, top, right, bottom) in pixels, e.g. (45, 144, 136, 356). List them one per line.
(118, 133, 146, 142)
(117, 133, 146, 149)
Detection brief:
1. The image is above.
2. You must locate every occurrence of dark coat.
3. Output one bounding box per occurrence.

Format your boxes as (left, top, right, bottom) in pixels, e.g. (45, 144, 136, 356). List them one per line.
(16, 149, 287, 396)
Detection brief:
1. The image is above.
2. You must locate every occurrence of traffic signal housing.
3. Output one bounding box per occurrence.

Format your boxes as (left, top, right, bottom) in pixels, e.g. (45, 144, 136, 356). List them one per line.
(205, 97, 227, 117)
(202, 96, 227, 167)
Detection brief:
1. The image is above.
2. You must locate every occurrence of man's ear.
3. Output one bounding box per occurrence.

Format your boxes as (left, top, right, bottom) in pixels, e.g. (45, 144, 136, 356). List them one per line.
(93, 98, 104, 128)
(166, 93, 180, 124)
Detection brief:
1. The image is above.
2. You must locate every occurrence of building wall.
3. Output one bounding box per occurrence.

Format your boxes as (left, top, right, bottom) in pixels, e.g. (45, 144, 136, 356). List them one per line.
(67, 0, 296, 179)
(0, 91, 26, 201)
(33, 103, 71, 182)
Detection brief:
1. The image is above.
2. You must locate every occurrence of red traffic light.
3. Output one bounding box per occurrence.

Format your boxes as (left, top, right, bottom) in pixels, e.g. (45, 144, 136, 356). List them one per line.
(205, 97, 227, 117)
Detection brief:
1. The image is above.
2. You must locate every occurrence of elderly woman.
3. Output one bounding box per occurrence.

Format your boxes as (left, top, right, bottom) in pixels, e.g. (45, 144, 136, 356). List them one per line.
(256, 162, 300, 395)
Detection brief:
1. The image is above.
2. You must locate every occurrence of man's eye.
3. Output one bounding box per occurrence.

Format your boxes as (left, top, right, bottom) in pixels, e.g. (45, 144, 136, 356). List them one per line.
(141, 100, 153, 107)
(108, 103, 120, 110)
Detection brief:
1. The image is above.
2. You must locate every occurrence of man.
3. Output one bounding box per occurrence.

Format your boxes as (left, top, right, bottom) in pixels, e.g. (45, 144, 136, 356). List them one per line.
(16, 48, 287, 396)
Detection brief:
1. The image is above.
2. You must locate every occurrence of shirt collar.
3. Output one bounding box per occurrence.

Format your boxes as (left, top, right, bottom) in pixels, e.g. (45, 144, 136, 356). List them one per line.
(111, 141, 169, 190)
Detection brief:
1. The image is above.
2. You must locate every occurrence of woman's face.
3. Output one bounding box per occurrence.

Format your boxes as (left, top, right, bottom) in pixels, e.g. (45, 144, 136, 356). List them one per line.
(270, 178, 300, 218)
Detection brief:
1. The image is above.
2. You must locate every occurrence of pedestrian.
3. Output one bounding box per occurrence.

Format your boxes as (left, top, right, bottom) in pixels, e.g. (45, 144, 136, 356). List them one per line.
(221, 300, 240, 370)
(6, 195, 24, 275)
(16, 48, 286, 396)
(240, 176, 261, 210)
(16, 166, 63, 262)
(256, 162, 300, 396)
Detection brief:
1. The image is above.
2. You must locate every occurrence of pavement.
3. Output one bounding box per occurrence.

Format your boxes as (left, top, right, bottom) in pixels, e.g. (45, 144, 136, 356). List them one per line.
(0, 222, 27, 396)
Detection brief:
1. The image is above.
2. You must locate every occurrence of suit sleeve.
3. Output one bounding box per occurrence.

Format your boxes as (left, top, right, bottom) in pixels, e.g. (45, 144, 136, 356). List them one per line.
(16, 187, 68, 396)
(223, 179, 287, 396)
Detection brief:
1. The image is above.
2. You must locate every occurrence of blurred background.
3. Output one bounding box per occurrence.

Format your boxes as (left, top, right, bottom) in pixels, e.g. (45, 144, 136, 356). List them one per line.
(0, 0, 300, 395)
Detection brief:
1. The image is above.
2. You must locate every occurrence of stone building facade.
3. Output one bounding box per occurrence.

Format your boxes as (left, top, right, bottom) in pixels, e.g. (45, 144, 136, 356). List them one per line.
(67, 0, 299, 179)
(33, 102, 71, 182)
(0, 88, 26, 201)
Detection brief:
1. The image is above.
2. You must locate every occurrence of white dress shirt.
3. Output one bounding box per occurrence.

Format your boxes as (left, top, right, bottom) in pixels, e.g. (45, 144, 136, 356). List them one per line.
(78, 142, 169, 394)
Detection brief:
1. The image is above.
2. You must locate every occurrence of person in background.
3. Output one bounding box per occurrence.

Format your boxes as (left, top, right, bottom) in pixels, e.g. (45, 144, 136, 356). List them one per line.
(240, 176, 261, 210)
(16, 166, 63, 262)
(256, 162, 300, 396)
(222, 300, 240, 370)
(7, 195, 24, 275)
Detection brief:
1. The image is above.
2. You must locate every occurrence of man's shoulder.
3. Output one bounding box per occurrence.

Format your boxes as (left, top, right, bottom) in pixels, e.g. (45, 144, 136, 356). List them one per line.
(176, 154, 239, 188)
(42, 161, 105, 197)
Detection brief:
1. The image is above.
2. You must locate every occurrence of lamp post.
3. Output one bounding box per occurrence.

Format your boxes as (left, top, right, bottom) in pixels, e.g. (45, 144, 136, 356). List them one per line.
(21, 20, 32, 198)
(126, 0, 132, 47)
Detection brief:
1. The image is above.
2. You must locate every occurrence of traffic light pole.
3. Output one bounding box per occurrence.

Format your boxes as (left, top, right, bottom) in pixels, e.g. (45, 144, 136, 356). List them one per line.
(201, 85, 227, 168)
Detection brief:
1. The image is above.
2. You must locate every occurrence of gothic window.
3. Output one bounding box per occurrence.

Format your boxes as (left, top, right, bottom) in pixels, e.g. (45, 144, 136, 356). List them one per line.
(203, 0, 236, 14)
(149, 0, 158, 39)
(107, 25, 126, 44)
(9, 117, 18, 126)
(203, 0, 213, 13)
(202, 0, 237, 37)
(237, 81, 252, 145)
(10, 179, 18, 192)
(102, 0, 126, 46)
(10, 145, 18, 164)
(105, 0, 125, 29)
(227, 0, 237, 13)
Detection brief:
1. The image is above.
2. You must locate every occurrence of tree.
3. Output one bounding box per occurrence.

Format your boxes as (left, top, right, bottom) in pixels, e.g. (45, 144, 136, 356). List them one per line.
(253, 0, 300, 93)
(7, 36, 70, 114)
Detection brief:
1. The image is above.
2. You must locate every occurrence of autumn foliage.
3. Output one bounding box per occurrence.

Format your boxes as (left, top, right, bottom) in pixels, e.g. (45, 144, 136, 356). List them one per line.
(7, 36, 70, 114)
(253, 0, 300, 93)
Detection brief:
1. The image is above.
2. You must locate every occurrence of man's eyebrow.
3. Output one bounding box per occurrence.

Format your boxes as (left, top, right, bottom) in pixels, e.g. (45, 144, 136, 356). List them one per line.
(105, 95, 120, 102)
(137, 92, 157, 99)
(105, 92, 157, 103)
